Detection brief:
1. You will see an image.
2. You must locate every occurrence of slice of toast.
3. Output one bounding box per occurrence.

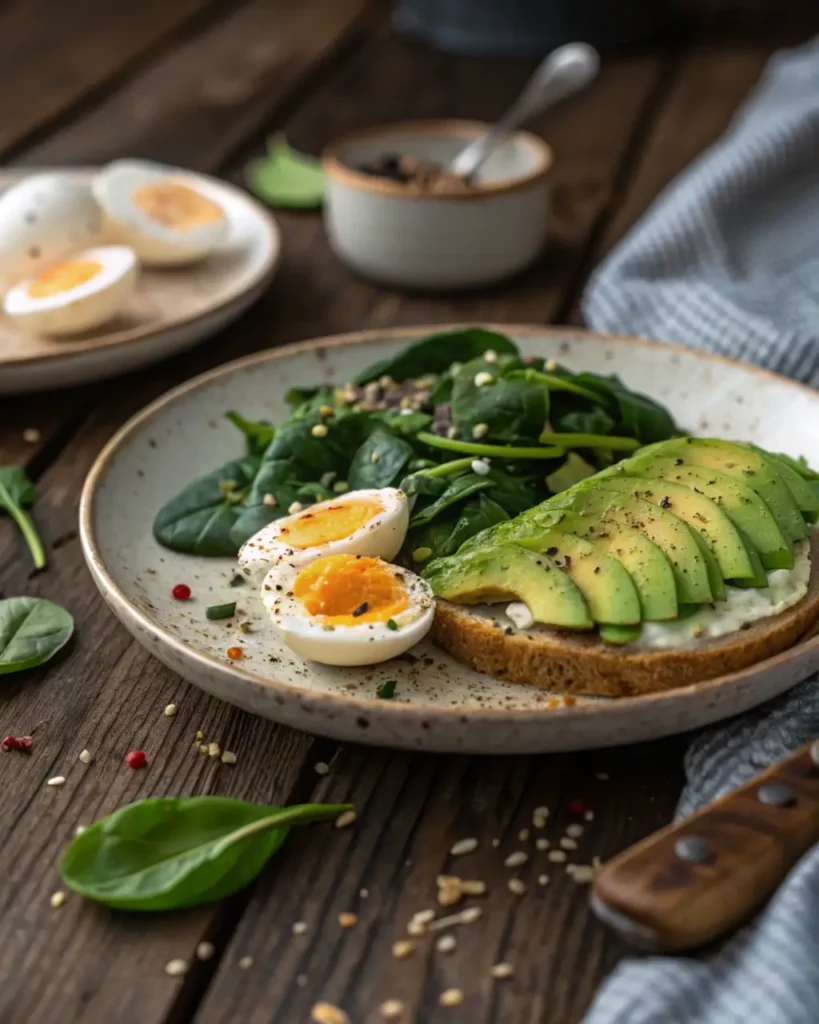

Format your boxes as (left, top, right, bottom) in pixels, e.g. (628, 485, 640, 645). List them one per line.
(431, 532, 819, 698)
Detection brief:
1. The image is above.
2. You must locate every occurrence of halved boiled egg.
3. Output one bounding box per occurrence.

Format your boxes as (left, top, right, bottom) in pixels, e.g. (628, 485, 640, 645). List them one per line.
(262, 553, 434, 666)
(93, 160, 229, 265)
(239, 488, 409, 582)
(3, 245, 137, 336)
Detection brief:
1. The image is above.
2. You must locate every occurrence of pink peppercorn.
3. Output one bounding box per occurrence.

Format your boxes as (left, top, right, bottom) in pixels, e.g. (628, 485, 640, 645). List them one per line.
(2, 735, 32, 752)
(126, 749, 147, 769)
(172, 583, 191, 601)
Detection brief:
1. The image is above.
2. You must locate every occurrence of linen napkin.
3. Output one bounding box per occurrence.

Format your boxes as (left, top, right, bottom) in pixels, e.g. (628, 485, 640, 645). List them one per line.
(581, 36, 819, 1024)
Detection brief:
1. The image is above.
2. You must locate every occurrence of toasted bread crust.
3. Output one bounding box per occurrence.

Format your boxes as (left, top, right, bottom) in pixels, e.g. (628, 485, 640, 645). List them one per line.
(431, 532, 819, 697)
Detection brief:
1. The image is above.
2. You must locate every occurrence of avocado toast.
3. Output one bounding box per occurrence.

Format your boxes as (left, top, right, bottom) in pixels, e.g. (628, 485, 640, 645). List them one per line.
(424, 438, 819, 696)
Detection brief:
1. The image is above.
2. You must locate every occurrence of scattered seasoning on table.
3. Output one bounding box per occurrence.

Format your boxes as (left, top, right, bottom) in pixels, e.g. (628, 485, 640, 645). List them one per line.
(338, 912, 358, 928)
(47, 776, 66, 787)
(439, 988, 465, 1008)
(584, 809, 595, 821)
(449, 837, 478, 857)
(238, 955, 254, 970)
(518, 827, 530, 841)
(292, 921, 308, 936)
(507, 879, 526, 896)
(2, 735, 32, 752)
(125, 749, 147, 770)
(78, 748, 93, 765)
(536, 838, 550, 851)
(221, 750, 237, 765)
(196, 942, 215, 961)
(50, 891, 66, 908)
(436, 934, 457, 954)
(566, 823, 584, 838)
(379, 999, 405, 1020)
(491, 963, 514, 980)
(548, 850, 567, 863)
(164, 959, 189, 978)
(314, 761, 330, 775)
(427, 906, 482, 932)
(163, 703, 177, 717)
(359, 888, 369, 899)
(376, 679, 397, 699)
(207, 742, 221, 759)
(392, 940, 415, 959)
(226, 646, 243, 660)
(171, 583, 191, 601)
(504, 851, 528, 868)
(459, 879, 486, 896)
(538, 874, 550, 886)
(560, 837, 578, 851)
(335, 809, 356, 829)
(311, 1002, 350, 1024)
(206, 602, 236, 620)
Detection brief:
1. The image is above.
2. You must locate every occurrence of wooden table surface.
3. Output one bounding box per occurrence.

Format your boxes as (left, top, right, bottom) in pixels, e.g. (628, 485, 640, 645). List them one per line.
(1, 2, 817, 1022)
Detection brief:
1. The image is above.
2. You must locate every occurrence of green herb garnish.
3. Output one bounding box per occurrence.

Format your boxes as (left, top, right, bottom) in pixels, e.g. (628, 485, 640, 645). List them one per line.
(245, 135, 324, 209)
(0, 596, 73, 675)
(377, 680, 397, 699)
(0, 466, 46, 570)
(206, 602, 236, 620)
(386, 619, 399, 631)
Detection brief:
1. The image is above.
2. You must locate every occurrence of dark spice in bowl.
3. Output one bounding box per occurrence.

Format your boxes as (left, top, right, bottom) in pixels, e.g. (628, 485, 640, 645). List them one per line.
(355, 152, 473, 193)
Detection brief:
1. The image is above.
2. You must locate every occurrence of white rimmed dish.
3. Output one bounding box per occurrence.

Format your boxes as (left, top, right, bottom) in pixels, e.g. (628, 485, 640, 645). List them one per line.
(322, 121, 552, 290)
(80, 325, 819, 754)
(0, 168, 280, 394)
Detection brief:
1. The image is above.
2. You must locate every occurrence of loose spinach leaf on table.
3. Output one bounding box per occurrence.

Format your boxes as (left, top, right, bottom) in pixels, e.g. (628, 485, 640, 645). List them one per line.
(61, 797, 351, 911)
(153, 456, 261, 556)
(0, 596, 73, 675)
(348, 427, 414, 490)
(352, 328, 517, 385)
(0, 466, 46, 570)
(225, 411, 275, 456)
(449, 358, 548, 442)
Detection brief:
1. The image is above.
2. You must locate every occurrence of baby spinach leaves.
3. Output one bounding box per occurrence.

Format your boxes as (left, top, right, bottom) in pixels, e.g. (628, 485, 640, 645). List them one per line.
(0, 466, 46, 570)
(450, 358, 548, 442)
(61, 797, 351, 911)
(352, 327, 515, 385)
(0, 597, 73, 675)
(225, 411, 274, 456)
(348, 427, 414, 490)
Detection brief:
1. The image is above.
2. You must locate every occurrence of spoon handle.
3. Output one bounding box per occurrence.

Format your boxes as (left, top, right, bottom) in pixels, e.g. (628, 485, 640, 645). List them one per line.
(450, 42, 599, 181)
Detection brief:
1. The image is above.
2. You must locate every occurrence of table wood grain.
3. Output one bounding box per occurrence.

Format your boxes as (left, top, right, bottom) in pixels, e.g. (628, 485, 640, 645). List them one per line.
(0, 2, 815, 1022)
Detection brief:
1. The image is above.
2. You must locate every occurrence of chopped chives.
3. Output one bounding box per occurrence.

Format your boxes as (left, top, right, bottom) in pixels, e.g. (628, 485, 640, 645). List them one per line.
(206, 602, 237, 620)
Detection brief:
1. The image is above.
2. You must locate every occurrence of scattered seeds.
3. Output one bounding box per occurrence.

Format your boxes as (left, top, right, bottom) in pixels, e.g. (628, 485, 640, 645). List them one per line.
(507, 879, 526, 896)
(195, 730, 204, 741)
(437, 886, 462, 908)
(292, 921, 308, 936)
(548, 850, 568, 863)
(560, 837, 578, 851)
(566, 824, 584, 838)
(533, 813, 547, 829)
(412, 908, 435, 925)
(567, 864, 596, 884)
(370, 450, 381, 463)
(311, 1003, 349, 1024)
(483, 350, 498, 364)
(221, 750, 237, 765)
(473, 371, 494, 387)
(198, 743, 210, 754)
(238, 955, 254, 970)
(288, 501, 304, 515)
(459, 879, 487, 896)
(406, 920, 426, 937)
(536, 838, 550, 851)
(207, 742, 221, 759)
(392, 940, 415, 959)
(47, 776, 66, 787)
(314, 761, 330, 775)
(163, 703, 177, 717)
(23, 427, 41, 443)
(436, 934, 456, 954)
(471, 458, 490, 476)
(439, 988, 464, 1007)
(538, 874, 550, 886)
(450, 837, 478, 857)
(491, 962, 514, 980)
(380, 999, 405, 1020)
(504, 851, 528, 868)
(338, 912, 358, 928)
(50, 891, 66, 908)
(534, 805, 550, 819)
(585, 810, 595, 822)
(165, 959, 189, 978)
(335, 810, 356, 829)
(427, 906, 482, 932)
(263, 492, 278, 507)
(518, 828, 530, 842)
(471, 423, 489, 439)
(196, 942, 215, 961)
(311, 424, 328, 438)
(78, 749, 93, 765)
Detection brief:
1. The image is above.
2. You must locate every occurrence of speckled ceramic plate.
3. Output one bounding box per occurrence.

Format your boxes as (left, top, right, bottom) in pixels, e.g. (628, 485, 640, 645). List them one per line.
(0, 168, 280, 394)
(79, 326, 819, 753)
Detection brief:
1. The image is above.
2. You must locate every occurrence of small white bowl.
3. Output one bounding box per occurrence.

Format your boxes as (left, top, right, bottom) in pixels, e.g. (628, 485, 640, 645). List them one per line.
(322, 120, 552, 290)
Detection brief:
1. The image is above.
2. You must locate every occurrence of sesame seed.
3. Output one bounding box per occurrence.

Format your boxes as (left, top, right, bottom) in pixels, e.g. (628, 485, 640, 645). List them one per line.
(437, 874, 461, 887)
(406, 920, 426, 937)
(585, 810, 595, 821)
(238, 955, 254, 970)
(446, 426, 458, 439)
(47, 776, 65, 787)
(207, 742, 221, 758)
(538, 874, 550, 886)
(436, 934, 456, 953)
(504, 851, 528, 868)
(333, 481, 349, 493)
(474, 371, 494, 387)
(459, 879, 487, 896)
(195, 730, 204, 741)
(338, 912, 358, 928)
(292, 921, 308, 936)
(560, 837, 578, 850)
(23, 427, 41, 443)
(470, 458, 491, 476)
(450, 837, 478, 856)
(507, 879, 526, 896)
(427, 906, 482, 932)
(198, 743, 209, 754)
(491, 962, 514, 980)
(518, 828, 530, 842)
(566, 824, 584, 838)
(548, 850, 567, 863)
(311, 1003, 350, 1024)
(50, 891, 66, 908)
(536, 838, 550, 851)
(78, 749, 93, 765)
(533, 814, 547, 829)
(165, 959, 189, 977)
(263, 493, 278, 507)
(288, 501, 304, 514)
(534, 805, 550, 818)
(483, 350, 498, 363)
(412, 908, 435, 925)
(314, 761, 330, 775)
(595, 772, 609, 781)
(379, 999, 405, 1020)
(221, 750, 237, 765)
(472, 423, 489, 439)
(335, 810, 356, 829)
(311, 424, 329, 438)
(196, 942, 215, 961)
(370, 450, 381, 463)
(163, 703, 177, 717)
(392, 940, 415, 959)
(439, 988, 464, 1007)
(437, 886, 462, 907)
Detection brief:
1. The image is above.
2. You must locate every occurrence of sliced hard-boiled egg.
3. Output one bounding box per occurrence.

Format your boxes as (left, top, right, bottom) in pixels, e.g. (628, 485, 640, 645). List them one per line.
(239, 488, 409, 583)
(262, 553, 434, 666)
(0, 173, 103, 290)
(93, 159, 229, 265)
(3, 245, 137, 336)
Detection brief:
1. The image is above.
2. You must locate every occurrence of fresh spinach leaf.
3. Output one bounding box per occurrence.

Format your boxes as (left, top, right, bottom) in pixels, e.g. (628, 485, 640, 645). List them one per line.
(245, 135, 324, 209)
(0, 466, 46, 570)
(410, 473, 495, 527)
(406, 516, 461, 562)
(552, 405, 615, 436)
(450, 358, 548, 442)
(153, 456, 260, 556)
(567, 373, 678, 443)
(348, 427, 414, 490)
(372, 410, 433, 436)
(0, 597, 73, 675)
(225, 411, 275, 456)
(443, 494, 510, 555)
(352, 328, 517, 385)
(483, 467, 541, 516)
(60, 797, 351, 911)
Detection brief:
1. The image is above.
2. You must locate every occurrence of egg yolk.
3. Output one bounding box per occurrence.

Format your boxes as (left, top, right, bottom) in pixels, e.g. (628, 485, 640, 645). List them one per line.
(293, 554, 409, 625)
(280, 497, 383, 549)
(135, 181, 224, 230)
(28, 260, 101, 298)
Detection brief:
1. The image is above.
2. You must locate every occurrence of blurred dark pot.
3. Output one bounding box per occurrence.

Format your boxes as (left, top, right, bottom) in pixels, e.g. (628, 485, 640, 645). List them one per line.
(393, 0, 674, 56)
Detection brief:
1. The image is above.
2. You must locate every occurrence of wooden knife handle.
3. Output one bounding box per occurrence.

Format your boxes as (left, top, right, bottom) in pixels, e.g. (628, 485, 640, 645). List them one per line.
(591, 739, 819, 952)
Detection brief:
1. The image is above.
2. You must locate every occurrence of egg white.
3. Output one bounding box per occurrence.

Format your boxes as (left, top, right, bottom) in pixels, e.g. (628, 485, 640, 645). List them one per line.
(238, 488, 409, 583)
(261, 558, 434, 667)
(4, 245, 138, 336)
(93, 159, 229, 265)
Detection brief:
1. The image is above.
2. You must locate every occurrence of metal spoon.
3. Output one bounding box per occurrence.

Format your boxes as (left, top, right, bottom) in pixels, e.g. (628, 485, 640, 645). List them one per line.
(449, 42, 600, 182)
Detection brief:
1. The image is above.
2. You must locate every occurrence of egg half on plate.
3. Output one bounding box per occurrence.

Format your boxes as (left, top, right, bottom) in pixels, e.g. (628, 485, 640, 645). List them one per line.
(262, 553, 435, 667)
(238, 488, 410, 582)
(4, 245, 138, 335)
(93, 159, 229, 265)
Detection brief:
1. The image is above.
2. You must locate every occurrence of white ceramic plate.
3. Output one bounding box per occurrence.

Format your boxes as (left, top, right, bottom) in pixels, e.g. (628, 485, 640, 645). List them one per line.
(79, 326, 819, 753)
(0, 168, 280, 394)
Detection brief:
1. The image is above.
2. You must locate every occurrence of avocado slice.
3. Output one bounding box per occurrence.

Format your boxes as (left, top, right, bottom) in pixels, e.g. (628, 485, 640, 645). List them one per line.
(424, 544, 593, 629)
(615, 455, 793, 571)
(643, 439, 807, 543)
(761, 452, 819, 522)
(599, 624, 642, 645)
(515, 528, 641, 625)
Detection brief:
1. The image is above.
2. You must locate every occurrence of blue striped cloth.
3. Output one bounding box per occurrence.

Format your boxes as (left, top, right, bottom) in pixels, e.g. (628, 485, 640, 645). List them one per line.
(582, 37, 819, 1024)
